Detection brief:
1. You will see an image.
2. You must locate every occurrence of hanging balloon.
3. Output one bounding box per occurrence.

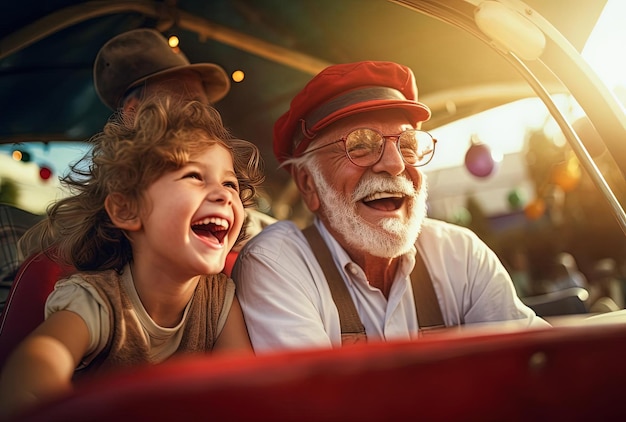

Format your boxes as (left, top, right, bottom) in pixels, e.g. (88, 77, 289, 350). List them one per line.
(464, 137, 500, 178)
(524, 198, 546, 220)
(39, 165, 53, 181)
(507, 189, 524, 210)
(551, 158, 581, 192)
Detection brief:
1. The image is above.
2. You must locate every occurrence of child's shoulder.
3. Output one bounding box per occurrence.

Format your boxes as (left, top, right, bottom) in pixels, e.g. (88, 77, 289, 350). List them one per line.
(71, 268, 121, 283)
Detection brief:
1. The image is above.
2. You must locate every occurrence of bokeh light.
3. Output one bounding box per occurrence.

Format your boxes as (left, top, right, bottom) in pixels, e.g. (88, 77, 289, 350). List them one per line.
(39, 165, 53, 181)
(168, 35, 179, 48)
(232, 70, 245, 83)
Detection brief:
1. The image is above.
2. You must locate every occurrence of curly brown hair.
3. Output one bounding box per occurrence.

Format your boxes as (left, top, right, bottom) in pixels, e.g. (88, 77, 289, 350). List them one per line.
(21, 96, 264, 272)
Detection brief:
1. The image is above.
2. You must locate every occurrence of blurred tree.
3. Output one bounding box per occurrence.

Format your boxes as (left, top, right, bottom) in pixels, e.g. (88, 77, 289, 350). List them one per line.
(522, 126, 626, 280)
(0, 178, 19, 206)
(465, 194, 496, 249)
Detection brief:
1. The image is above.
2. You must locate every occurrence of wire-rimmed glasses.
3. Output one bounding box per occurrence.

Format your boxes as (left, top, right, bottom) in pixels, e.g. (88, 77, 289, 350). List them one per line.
(302, 128, 437, 167)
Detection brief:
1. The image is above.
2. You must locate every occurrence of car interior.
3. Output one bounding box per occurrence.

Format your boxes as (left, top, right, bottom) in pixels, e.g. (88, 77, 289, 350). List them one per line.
(1, 0, 626, 420)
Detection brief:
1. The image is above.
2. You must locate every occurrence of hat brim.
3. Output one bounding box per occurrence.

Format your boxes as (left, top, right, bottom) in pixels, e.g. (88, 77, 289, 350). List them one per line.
(126, 63, 231, 104)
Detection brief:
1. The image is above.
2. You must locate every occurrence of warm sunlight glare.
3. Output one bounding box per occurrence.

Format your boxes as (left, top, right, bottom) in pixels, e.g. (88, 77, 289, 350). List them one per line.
(425, 0, 620, 173)
(581, 0, 626, 93)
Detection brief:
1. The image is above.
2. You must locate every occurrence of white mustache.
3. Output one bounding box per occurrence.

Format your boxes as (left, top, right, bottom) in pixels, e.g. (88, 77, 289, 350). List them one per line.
(352, 175, 417, 203)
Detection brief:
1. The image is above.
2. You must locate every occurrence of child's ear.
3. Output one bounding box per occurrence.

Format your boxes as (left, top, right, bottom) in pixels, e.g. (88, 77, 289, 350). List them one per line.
(105, 193, 141, 231)
(293, 167, 320, 212)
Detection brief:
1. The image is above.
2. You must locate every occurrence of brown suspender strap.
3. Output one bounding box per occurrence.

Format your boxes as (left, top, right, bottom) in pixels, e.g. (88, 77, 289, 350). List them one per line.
(302, 225, 445, 343)
(411, 251, 445, 331)
(302, 226, 367, 345)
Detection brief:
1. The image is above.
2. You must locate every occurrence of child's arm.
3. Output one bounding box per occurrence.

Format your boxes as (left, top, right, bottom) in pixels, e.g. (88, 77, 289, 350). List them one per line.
(0, 310, 90, 418)
(212, 296, 253, 355)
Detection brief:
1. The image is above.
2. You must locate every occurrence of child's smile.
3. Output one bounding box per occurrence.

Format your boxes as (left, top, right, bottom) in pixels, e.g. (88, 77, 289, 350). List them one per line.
(191, 215, 231, 246)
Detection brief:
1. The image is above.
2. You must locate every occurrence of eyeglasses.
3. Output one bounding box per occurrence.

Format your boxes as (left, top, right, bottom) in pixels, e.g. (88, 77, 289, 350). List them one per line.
(302, 128, 437, 167)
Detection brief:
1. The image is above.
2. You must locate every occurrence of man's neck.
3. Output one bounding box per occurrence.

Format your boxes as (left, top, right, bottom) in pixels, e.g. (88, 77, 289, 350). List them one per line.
(345, 245, 399, 299)
(318, 218, 398, 299)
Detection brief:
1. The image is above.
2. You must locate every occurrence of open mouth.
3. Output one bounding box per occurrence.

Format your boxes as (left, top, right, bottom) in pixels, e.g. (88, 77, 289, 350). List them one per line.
(191, 217, 230, 244)
(361, 192, 406, 211)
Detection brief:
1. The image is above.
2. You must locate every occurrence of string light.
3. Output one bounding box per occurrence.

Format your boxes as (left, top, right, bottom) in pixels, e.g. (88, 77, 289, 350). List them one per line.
(232, 70, 245, 83)
(168, 35, 179, 48)
(11, 149, 30, 162)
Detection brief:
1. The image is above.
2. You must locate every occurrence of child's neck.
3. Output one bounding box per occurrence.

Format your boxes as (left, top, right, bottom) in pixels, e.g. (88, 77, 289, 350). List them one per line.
(128, 260, 200, 328)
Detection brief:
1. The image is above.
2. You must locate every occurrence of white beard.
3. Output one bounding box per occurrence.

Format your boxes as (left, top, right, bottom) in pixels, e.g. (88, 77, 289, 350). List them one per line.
(307, 162, 428, 258)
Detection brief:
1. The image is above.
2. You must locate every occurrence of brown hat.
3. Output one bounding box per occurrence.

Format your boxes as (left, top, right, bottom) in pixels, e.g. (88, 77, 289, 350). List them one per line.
(273, 61, 431, 165)
(94, 28, 230, 110)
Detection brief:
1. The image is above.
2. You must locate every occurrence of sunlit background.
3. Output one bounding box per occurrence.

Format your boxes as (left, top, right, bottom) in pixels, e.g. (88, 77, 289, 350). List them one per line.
(0, 0, 624, 217)
(423, 0, 626, 218)
(427, 0, 626, 173)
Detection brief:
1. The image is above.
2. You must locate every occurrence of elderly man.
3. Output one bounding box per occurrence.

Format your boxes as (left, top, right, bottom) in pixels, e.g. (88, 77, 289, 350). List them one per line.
(233, 61, 549, 353)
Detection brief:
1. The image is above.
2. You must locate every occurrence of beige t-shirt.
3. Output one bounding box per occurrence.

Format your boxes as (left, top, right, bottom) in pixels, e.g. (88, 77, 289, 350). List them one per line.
(45, 265, 235, 366)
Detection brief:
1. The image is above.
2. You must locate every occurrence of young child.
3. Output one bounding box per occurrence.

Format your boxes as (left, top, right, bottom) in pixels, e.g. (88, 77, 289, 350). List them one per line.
(0, 96, 264, 418)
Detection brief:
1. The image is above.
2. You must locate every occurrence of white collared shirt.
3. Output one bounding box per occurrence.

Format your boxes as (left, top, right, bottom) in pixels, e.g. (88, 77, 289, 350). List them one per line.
(233, 217, 549, 354)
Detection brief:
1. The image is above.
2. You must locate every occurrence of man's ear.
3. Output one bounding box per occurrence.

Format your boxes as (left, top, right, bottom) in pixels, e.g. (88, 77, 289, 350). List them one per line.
(105, 193, 141, 231)
(293, 167, 320, 212)
(122, 96, 140, 114)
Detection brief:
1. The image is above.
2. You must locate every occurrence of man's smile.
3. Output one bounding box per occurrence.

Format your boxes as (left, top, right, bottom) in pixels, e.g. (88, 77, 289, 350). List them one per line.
(361, 191, 406, 211)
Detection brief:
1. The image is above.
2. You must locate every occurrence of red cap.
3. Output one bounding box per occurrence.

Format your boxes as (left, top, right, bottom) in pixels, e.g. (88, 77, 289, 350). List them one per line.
(273, 61, 431, 165)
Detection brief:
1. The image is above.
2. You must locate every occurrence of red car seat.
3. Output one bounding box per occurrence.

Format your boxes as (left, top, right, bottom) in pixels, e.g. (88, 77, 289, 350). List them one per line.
(0, 252, 74, 370)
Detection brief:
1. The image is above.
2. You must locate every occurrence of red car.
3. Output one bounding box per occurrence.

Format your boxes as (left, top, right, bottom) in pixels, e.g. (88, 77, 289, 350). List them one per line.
(1, 1, 625, 420)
